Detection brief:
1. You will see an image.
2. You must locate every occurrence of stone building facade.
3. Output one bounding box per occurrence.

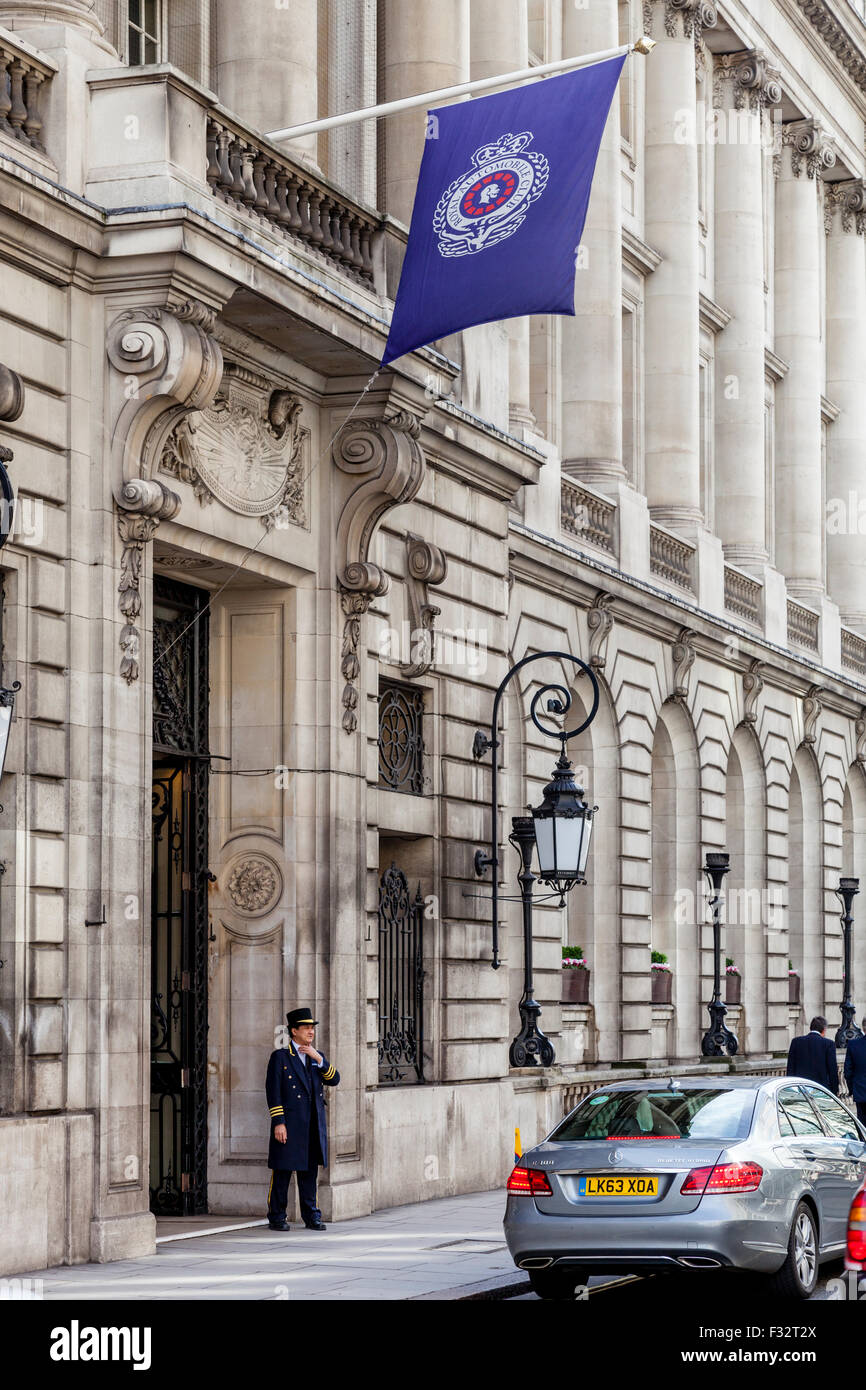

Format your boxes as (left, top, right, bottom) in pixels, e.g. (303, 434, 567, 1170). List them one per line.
(1, 0, 866, 1275)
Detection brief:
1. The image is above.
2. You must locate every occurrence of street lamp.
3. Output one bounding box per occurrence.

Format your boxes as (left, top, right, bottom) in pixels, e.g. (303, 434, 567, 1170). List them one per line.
(472, 650, 600, 1068)
(0, 679, 20, 791)
(835, 877, 862, 1049)
(701, 851, 738, 1057)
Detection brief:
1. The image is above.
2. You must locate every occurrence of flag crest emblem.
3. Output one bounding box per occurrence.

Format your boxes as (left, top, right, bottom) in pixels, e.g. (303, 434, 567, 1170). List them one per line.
(433, 131, 549, 258)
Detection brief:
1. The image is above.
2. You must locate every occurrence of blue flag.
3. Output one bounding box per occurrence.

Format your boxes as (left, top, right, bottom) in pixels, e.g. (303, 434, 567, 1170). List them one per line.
(381, 54, 626, 367)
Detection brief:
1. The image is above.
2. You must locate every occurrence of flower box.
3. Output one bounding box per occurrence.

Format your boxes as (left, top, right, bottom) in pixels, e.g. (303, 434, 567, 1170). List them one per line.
(651, 969, 672, 1005)
(788, 974, 800, 1005)
(725, 973, 741, 1005)
(562, 968, 590, 1004)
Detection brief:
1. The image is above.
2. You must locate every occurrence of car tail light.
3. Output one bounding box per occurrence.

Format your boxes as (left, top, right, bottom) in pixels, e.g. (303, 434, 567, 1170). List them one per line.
(681, 1161, 763, 1195)
(848, 1187, 866, 1267)
(507, 1165, 553, 1196)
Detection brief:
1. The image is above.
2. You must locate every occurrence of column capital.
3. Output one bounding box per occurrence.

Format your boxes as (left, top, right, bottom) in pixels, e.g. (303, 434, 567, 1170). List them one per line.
(824, 179, 866, 235)
(642, 0, 717, 42)
(778, 118, 837, 180)
(712, 50, 782, 111)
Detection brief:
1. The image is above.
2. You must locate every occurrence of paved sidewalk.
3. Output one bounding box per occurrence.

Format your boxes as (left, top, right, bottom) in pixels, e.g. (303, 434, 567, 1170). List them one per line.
(22, 1190, 523, 1301)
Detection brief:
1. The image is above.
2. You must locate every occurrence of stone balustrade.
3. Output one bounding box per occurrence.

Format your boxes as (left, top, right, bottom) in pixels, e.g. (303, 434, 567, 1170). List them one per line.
(724, 565, 763, 625)
(841, 626, 866, 675)
(787, 598, 820, 653)
(206, 113, 378, 285)
(560, 479, 616, 556)
(649, 524, 695, 593)
(0, 28, 55, 154)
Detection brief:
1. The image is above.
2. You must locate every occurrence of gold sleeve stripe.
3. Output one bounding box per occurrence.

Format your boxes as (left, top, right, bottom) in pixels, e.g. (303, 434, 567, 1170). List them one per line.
(323, 1065, 336, 1080)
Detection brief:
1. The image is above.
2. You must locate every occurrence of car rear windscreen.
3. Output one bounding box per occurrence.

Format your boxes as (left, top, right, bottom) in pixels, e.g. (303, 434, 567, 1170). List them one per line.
(550, 1088, 757, 1142)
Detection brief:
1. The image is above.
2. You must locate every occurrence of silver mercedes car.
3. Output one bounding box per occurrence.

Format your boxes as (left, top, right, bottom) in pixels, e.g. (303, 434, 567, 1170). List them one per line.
(504, 1076, 866, 1299)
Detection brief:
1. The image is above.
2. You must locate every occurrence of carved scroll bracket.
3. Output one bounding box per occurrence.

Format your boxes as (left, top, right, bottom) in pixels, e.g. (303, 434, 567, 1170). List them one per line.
(116, 479, 180, 684)
(107, 299, 224, 491)
(803, 684, 823, 745)
(856, 707, 866, 764)
(107, 299, 223, 683)
(333, 404, 427, 731)
(587, 591, 614, 671)
(672, 626, 697, 700)
(401, 532, 448, 679)
(743, 658, 765, 725)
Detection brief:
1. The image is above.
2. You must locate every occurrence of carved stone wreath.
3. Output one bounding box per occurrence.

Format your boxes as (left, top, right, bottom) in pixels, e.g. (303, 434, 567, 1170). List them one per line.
(159, 364, 307, 529)
(226, 855, 282, 917)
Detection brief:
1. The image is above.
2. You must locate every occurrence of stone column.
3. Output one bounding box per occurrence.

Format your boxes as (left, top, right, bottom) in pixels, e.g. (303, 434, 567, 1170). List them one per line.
(470, 0, 534, 432)
(215, 0, 318, 159)
(825, 180, 866, 629)
(774, 119, 835, 598)
(713, 53, 780, 566)
(381, 0, 470, 226)
(560, 0, 621, 484)
(642, 0, 716, 527)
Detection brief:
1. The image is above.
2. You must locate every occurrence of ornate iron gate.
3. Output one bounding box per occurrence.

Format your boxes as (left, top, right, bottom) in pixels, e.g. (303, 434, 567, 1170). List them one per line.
(377, 865, 425, 1085)
(150, 577, 210, 1215)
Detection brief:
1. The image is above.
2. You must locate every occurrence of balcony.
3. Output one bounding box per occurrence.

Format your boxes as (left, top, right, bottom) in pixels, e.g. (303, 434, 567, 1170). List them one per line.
(0, 26, 56, 167)
(649, 523, 695, 594)
(86, 65, 385, 296)
(723, 564, 763, 626)
(841, 626, 866, 676)
(787, 599, 820, 654)
(561, 479, 617, 558)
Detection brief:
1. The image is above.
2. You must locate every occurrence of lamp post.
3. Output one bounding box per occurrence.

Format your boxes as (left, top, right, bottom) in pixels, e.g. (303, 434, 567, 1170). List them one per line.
(701, 851, 738, 1057)
(472, 650, 600, 1067)
(835, 877, 862, 1049)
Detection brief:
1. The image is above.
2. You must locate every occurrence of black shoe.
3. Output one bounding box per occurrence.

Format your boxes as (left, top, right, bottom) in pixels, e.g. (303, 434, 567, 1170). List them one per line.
(268, 1219, 290, 1231)
(304, 1219, 327, 1231)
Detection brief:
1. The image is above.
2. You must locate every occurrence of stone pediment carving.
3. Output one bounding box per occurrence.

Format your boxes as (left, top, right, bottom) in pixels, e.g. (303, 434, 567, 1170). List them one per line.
(160, 365, 307, 529)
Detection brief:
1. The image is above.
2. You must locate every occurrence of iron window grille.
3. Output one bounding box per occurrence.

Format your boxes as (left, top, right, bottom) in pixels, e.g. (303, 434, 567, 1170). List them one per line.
(378, 681, 426, 795)
(377, 865, 425, 1085)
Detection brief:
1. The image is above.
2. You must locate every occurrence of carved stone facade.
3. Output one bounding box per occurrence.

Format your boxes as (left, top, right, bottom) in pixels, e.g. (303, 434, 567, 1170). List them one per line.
(3, 0, 866, 1282)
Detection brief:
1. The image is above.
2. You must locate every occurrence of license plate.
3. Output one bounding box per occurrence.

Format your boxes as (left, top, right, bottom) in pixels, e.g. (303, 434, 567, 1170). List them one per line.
(579, 1175, 659, 1198)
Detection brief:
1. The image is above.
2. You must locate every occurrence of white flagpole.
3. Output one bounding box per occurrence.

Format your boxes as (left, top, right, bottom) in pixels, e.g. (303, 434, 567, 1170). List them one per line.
(264, 37, 655, 144)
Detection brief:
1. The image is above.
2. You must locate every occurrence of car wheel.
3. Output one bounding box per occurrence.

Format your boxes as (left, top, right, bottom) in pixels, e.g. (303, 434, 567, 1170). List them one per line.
(768, 1202, 819, 1299)
(527, 1267, 585, 1300)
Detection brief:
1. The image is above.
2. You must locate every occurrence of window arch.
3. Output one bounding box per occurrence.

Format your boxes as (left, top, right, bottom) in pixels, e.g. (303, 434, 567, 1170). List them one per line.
(788, 746, 824, 1026)
(725, 726, 768, 1053)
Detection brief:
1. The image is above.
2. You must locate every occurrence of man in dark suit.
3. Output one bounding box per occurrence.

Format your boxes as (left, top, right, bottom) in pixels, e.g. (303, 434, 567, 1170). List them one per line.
(786, 1016, 839, 1094)
(844, 1020, 866, 1125)
(265, 1007, 340, 1232)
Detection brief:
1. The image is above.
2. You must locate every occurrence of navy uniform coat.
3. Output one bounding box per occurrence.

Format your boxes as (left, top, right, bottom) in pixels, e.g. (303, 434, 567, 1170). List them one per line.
(266, 1042, 340, 1171)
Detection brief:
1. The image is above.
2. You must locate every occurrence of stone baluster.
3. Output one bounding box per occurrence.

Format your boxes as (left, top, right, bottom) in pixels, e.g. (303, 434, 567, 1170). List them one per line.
(825, 179, 866, 628)
(307, 190, 325, 246)
(285, 174, 303, 233)
(22, 66, 44, 149)
(206, 122, 220, 190)
(239, 146, 257, 209)
(252, 153, 269, 219)
(713, 52, 781, 566)
(228, 138, 245, 204)
(8, 58, 26, 139)
(0, 53, 11, 134)
(774, 119, 835, 598)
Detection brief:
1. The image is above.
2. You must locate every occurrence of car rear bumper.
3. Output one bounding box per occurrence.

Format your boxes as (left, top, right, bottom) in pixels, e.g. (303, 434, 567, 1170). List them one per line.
(504, 1194, 790, 1275)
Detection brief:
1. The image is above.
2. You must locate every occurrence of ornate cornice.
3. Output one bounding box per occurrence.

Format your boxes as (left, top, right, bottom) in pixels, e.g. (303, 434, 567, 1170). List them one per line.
(712, 50, 782, 112)
(824, 178, 866, 234)
(794, 0, 866, 97)
(642, 0, 716, 42)
(780, 119, 837, 180)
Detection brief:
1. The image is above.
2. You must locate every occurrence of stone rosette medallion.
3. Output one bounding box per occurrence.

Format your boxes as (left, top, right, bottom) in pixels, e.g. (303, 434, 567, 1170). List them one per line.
(225, 853, 283, 917)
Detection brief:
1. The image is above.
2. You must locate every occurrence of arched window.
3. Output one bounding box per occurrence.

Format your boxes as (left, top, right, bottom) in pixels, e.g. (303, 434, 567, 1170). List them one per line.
(650, 702, 699, 1059)
(725, 727, 768, 1053)
(842, 764, 866, 1018)
(788, 746, 824, 1025)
